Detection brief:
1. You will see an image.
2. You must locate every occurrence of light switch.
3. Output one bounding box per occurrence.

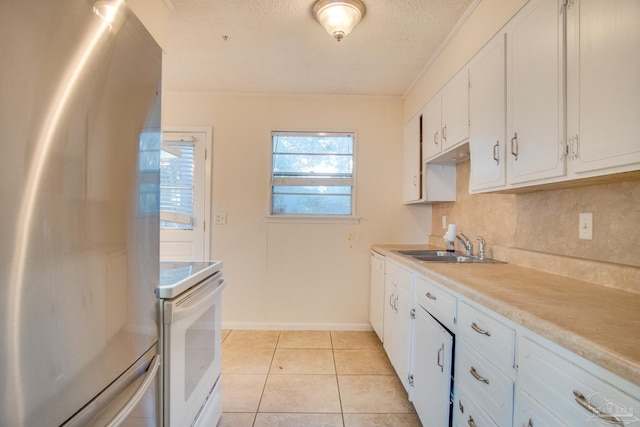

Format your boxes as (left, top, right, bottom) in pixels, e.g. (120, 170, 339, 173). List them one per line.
(579, 213, 593, 240)
(442, 216, 447, 229)
(215, 212, 227, 225)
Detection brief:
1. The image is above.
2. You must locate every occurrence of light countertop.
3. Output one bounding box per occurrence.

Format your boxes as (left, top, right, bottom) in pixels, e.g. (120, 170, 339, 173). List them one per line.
(372, 244, 640, 387)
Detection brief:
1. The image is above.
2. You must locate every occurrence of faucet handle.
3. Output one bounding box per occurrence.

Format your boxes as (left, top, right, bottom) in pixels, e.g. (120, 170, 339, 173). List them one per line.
(476, 236, 486, 260)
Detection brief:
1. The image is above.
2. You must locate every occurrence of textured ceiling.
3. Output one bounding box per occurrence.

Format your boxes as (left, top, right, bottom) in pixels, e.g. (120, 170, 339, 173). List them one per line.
(162, 0, 475, 96)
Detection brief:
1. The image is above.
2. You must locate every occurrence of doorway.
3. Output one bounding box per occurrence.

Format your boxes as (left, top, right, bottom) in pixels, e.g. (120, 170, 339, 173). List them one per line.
(160, 128, 212, 261)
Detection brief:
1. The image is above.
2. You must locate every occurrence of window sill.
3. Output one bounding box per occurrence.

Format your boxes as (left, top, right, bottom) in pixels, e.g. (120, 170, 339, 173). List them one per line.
(264, 215, 360, 224)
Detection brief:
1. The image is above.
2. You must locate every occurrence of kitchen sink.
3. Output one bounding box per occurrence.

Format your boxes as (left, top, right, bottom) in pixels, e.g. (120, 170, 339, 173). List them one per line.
(393, 249, 505, 264)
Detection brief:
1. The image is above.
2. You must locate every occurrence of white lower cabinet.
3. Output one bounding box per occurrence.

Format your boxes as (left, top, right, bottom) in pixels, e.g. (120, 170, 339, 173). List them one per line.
(516, 335, 640, 427)
(453, 387, 499, 427)
(370, 253, 640, 427)
(382, 259, 414, 393)
(369, 251, 385, 341)
(515, 390, 566, 427)
(411, 304, 453, 427)
(456, 340, 514, 426)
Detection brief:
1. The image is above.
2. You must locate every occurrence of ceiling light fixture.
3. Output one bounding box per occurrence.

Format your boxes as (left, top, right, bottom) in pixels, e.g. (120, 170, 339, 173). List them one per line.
(313, 0, 366, 42)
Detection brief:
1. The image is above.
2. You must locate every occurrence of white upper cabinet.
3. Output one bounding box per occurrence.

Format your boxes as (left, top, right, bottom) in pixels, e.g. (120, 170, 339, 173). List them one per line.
(424, 67, 470, 162)
(566, 0, 640, 176)
(423, 92, 443, 161)
(468, 34, 507, 192)
(506, 0, 565, 185)
(441, 68, 470, 152)
(403, 111, 423, 203)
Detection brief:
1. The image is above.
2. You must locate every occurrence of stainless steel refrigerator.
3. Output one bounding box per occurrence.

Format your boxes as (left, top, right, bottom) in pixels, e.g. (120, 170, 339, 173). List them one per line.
(0, 0, 162, 425)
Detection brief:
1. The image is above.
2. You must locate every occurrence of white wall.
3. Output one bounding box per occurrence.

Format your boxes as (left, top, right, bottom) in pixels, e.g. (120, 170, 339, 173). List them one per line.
(162, 93, 431, 329)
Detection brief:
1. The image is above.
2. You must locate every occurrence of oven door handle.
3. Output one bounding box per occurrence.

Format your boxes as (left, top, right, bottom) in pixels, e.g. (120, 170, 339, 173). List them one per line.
(166, 279, 226, 323)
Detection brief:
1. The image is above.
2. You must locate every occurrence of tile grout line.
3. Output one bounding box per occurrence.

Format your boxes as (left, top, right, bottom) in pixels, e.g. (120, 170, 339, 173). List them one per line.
(251, 330, 280, 427)
(329, 331, 347, 427)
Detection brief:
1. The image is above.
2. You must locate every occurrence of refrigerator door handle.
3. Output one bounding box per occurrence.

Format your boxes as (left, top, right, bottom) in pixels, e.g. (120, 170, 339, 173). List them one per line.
(105, 355, 161, 427)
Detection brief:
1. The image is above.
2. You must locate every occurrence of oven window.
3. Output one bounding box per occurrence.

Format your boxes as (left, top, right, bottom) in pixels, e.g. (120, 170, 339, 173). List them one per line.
(184, 304, 217, 400)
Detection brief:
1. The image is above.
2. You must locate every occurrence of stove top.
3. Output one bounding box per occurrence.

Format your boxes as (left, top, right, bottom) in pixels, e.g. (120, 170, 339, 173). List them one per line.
(157, 260, 223, 298)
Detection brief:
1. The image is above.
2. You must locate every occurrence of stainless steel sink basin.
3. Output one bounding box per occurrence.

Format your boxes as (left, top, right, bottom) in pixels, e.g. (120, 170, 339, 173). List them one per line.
(393, 249, 505, 264)
(396, 249, 456, 257)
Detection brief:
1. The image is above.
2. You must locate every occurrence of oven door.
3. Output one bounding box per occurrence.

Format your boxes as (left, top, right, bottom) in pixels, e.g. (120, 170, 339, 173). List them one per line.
(162, 272, 225, 427)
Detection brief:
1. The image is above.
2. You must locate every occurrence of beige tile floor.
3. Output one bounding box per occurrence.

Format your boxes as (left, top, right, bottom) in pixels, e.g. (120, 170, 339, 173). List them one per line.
(219, 330, 422, 427)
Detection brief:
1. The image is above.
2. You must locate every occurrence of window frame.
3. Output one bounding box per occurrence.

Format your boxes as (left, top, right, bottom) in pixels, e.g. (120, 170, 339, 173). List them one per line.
(267, 130, 358, 222)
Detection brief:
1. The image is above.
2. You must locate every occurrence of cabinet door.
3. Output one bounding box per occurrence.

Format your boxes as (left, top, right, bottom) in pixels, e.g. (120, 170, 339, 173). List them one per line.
(403, 111, 423, 203)
(394, 282, 414, 393)
(441, 68, 470, 151)
(515, 390, 567, 427)
(412, 307, 453, 427)
(567, 0, 640, 174)
(382, 279, 395, 355)
(369, 252, 385, 341)
(423, 93, 443, 161)
(469, 34, 507, 192)
(506, 0, 565, 185)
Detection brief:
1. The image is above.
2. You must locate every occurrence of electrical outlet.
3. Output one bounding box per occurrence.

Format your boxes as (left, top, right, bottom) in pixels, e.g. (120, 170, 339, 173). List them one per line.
(579, 212, 593, 240)
(214, 212, 227, 225)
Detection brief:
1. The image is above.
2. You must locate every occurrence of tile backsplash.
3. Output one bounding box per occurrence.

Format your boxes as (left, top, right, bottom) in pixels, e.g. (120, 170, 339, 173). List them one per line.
(429, 160, 640, 292)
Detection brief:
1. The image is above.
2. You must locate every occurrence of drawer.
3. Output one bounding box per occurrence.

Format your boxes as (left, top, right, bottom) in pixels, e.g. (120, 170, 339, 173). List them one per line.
(456, 340, 514, 427)
(453, 386, 499, 427)
(415, 274, 457, 329)
(385, 258, 413, 291)
(519, 337, 640, 426)
(458, 301, 515, 369)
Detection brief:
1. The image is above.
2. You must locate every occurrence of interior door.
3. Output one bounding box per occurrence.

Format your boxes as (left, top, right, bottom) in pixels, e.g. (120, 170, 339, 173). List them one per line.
(160, 131, 210, 261)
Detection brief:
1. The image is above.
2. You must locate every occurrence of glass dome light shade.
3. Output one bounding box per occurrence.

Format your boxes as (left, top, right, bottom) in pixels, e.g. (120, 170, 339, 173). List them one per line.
(313, 0, 366, 42)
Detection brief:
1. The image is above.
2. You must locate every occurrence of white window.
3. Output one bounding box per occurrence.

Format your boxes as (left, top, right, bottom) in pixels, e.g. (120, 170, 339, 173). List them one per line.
(270, 131, 355, 216)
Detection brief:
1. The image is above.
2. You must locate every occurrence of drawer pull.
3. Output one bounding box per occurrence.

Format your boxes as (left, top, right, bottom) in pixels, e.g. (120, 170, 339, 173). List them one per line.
(523, 419, 533, 427)
(573, 390, 624, 426)
(459, 399, 464, 414)
(468, 415, 477, 427)
(426, 292, 437, 300)
(470, 366, 490, 384)
(471, 322, 491, 336)
(437, 344, 445, 372)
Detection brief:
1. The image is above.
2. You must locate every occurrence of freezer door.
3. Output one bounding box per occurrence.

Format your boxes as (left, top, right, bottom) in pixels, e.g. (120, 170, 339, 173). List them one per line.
(0, 0, 162, 425)
(62, 348, 161, 427)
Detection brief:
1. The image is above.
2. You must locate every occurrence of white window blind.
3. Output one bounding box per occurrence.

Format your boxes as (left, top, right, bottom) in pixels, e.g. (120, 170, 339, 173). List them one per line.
(160, 141, 195, 229)
(271, 131, 355, 216)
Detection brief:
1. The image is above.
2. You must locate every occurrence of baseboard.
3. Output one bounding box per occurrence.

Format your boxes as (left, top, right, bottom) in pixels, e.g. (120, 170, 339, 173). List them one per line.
(221, 322, 373, 331)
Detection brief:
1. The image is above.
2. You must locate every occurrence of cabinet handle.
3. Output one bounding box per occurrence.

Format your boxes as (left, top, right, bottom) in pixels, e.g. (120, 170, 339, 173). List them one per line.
(437, 344, 445, 373)
(434, 131, 439, 146)
(493, 140, 500, 165)
(471, 322, 491, 336)
(393, 295, 398, 312)
(470, 366, 490, 384)
(511, 132, 519, 160)
(523, 419, 533, 427)
(459, 399, 464, 414)
(442, 125, 447, 142)
(426, 292, 437, 300)
(468, 415, 477, 427)
(389, 294, 394, 308)
(573, 390, 625, 426)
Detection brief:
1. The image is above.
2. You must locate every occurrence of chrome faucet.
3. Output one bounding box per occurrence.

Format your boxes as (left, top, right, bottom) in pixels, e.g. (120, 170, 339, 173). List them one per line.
(476, 236, 486, 260)
(456, 233, 473, 256)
